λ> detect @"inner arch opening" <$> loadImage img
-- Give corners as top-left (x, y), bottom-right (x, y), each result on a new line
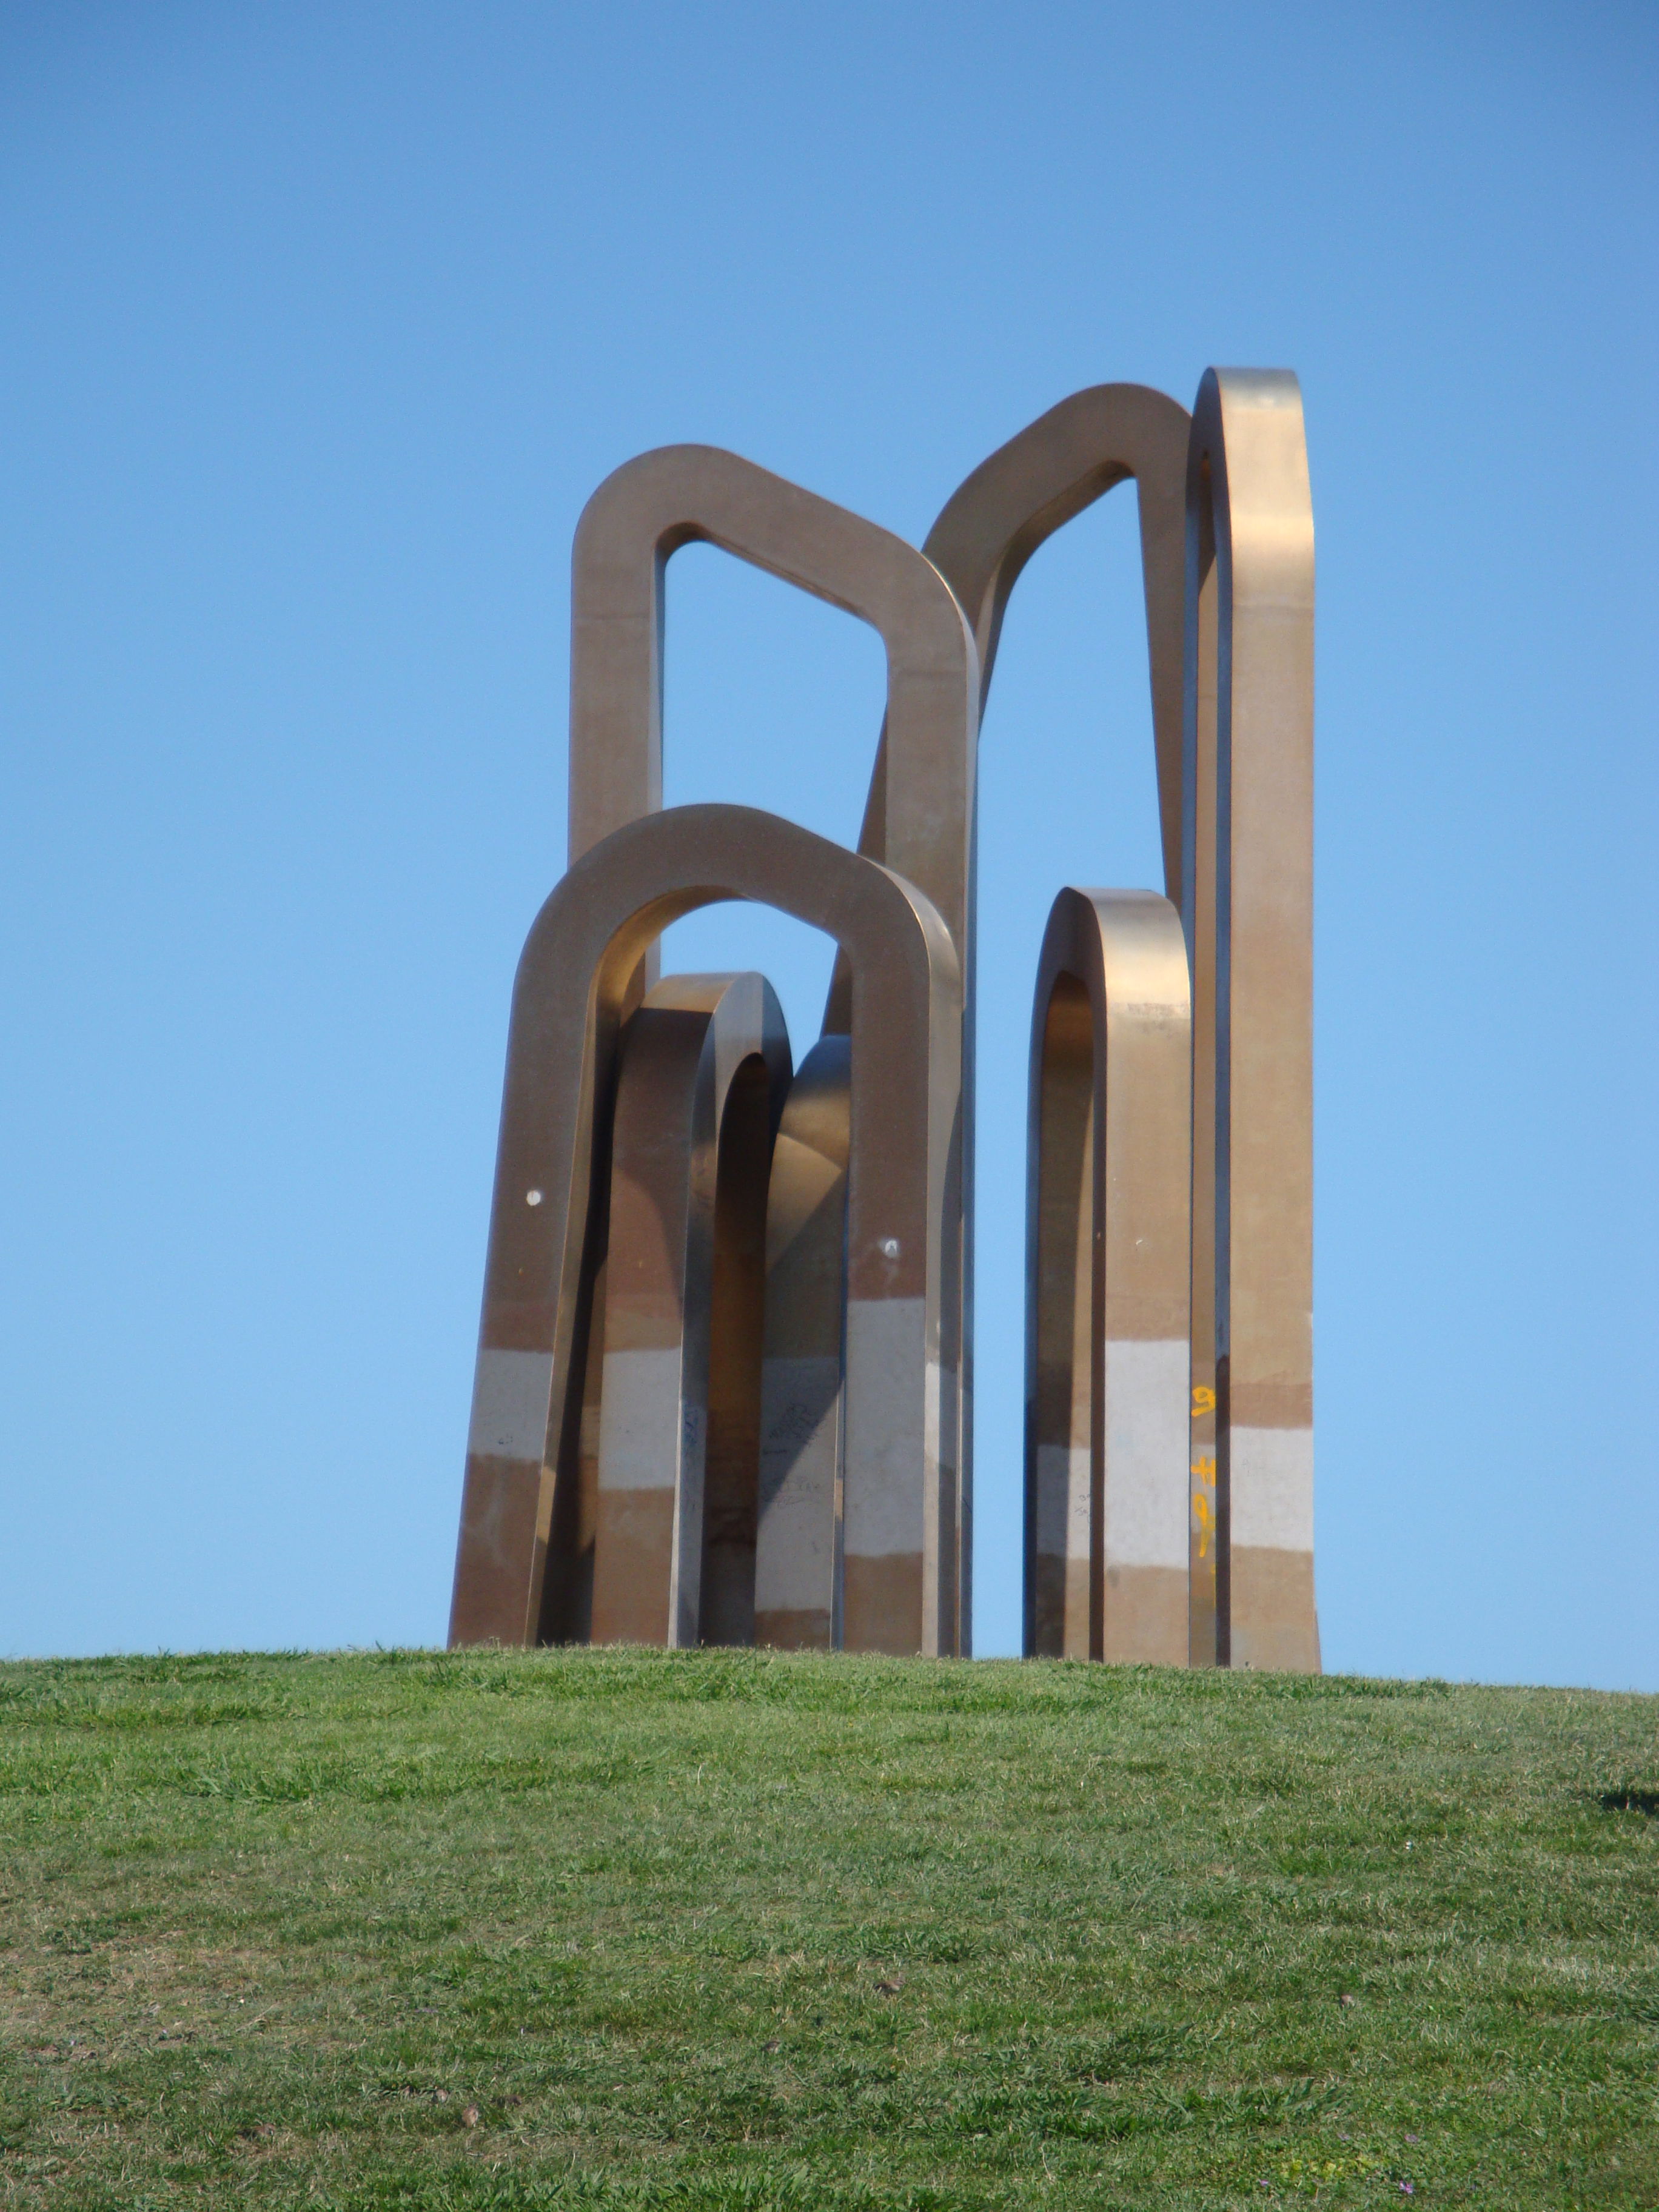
top-left (658, 540), bottom-right (889, 1048)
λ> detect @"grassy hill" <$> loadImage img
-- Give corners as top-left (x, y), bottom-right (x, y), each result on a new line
top-left (0, 1648), bottom-right (1654, 2210)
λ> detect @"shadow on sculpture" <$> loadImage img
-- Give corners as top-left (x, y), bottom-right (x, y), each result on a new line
top-left (755, 1035), bottom-right (850, 1651)
top-left (448, 371), bottom-right (1318, 1672)
top-left (585, 971), bottom-right (791, 1653)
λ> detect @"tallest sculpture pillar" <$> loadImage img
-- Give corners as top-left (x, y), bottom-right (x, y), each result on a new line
top-left (1183, 369), bottom-right (1318, 1672)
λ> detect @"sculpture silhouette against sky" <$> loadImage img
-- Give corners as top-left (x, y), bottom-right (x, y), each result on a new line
top-left (449, 370), bottom-right (1316, 1671)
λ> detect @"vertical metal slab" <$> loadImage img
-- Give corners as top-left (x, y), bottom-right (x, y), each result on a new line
top-left (1184, 370), bottom-right (1318, 1673)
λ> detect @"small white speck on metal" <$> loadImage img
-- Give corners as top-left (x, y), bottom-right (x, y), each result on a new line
top-left (879, 1236), bottom-right (899, 1259)
top-left (525, 1188), bottom-right (543, 1207)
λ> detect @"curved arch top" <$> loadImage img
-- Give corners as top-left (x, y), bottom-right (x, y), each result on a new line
top-left (926, 381), bottom-right (1190, 890)
top-left (568, 443), bottom-right (978, 955)
top-left (843, 382), bottom-right (1191, 917)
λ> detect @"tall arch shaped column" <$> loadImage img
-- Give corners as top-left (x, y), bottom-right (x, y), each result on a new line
top-left (447, 802), bottom-right (962, 1658)
top-left (563, 446), bottom-right (977, 1638)
top-left (830, 383), bottom-right (1193, 1655)
top-left (1183, 370), bottom-right (1318, 1673)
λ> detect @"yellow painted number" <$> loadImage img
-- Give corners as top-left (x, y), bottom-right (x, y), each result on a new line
top-left (1191, 1488), bottom-right (1215, 1560)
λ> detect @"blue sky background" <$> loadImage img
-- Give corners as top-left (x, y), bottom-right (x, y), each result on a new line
top-left (1, 1), bottom-right (1654, 1687)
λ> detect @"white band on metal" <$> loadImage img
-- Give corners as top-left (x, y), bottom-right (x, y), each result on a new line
top-left (1228, 1424), bottom-right (1315, 1552)
top-left (467, 1348), bottom-right (555, 1463)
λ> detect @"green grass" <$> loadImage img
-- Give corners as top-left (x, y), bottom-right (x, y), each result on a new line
top-left (0, 1649), bottom-right (1655, 2210)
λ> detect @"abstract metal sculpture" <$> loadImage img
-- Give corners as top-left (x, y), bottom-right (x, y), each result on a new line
top-left (448, 370), bottom-right (1318, 1671)
top-left (449, 803), bottom-right (961, 1655)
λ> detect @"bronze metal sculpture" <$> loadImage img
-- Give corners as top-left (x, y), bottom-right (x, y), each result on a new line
top-left (1182, 371), bottom-right (1318, 1672)
top-left (754, 1037), bottom-right (851, 1651)
top-left (588, 972), bottom-right (791, 1651)
top-left (1026, 888), bottom-right (1191, 1664)
top-left (448, 802), bottom-right (961, 1656)
top-left (448, 371), bottom-right (1318, 1672)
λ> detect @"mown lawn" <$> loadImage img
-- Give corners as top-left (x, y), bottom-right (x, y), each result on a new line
top-left (0, 1647), bottom-right (1654, 2210)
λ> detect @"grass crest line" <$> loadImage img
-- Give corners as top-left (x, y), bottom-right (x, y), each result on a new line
top-left (0, 1647), bottom-right (1653, 2208)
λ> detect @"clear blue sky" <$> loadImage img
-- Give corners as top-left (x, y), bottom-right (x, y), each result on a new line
top-left (2, 2), bottom-right (1654, 1687)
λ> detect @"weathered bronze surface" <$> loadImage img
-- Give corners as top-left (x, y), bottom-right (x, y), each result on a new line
top-left (449, 373), bottom-right (1318, 1671)
top-left (447, 802), bottom-right (960, 1656)
top-left (754, 1037), bottom-right (850, 1653)
top-left (588, 973), bottom-right (790, 1652)
top-left (1026, 888), bottom-right (1191, 1665)
top-left (1182, 370), bottom-right (1318, 1672)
